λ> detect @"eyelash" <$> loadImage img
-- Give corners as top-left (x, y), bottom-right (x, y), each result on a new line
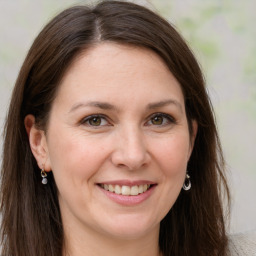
top-left (80, 114), bottom-right (110, 127)
top-left (80, 113), bottom-right (176, 128)
top-left (146, 113), bottom-right (176, 127)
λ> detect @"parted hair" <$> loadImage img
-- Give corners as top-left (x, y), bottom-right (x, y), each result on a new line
top-left (1, 1), bottom-right (230, 255)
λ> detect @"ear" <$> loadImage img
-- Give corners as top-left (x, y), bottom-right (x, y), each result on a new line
top-left (24, 115), bottom-right (51, 172)
top-left (187, 120), bottom-right (198, 160)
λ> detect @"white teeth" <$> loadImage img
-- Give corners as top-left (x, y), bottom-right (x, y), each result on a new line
top-left (115, 185), bottom-right (121, 194)
top-left (138, 185), bottom-right (144, 194)
top-left (121, 186), bottom-right (130, 195)
top-left (130, 185), bottom-right (139, 196)
top-left (109, 184), bottom-right (114, 192)
top-left (100, 184), bottom-right (152, 196)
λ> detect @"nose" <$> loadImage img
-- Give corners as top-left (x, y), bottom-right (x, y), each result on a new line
top-left (111, 125), bottom-right (150, 170)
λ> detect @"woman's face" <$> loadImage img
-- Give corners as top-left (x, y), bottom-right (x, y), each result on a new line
top-left (34, 43), bottom-right (196, 240)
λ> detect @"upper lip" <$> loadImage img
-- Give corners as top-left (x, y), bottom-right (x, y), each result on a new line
top-left (97, 180), bottom-right (156, 186)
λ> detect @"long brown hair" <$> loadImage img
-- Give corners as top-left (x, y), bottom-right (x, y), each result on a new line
top-left (1, 1), bottom-right (230, 255)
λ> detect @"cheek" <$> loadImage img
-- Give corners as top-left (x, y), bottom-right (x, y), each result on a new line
top-left (153, 134), bottom-right (190, 177)
top-left (47, 129), bottom-right (110, 183)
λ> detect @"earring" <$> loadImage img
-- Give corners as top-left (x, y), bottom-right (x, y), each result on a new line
top-left (41, 169), bottom-right (48, 185)
top-left (183, 173), bottom-right (191, 191)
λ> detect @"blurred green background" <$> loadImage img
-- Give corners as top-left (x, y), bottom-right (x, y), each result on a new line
top-left (0, 0), bottom-right (255, 233)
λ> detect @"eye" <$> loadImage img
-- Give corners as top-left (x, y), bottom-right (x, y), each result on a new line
top-left (81, 115), bottom-right (109, 127)
top-left (147, 113), bottom-right (175, 126)
top-left (151, 115), bottom-right (164, 125)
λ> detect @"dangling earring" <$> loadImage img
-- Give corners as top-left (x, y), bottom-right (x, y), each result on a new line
top-left (183, 173), bottom-right (191, 191)
top-left (41, 169), bottom-right (48, 185)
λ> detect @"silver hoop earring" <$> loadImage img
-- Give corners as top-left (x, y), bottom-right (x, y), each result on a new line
top-left (41, 169), bottom-right (48, 185)
top-left (183, 173), bottom-right (191, 191)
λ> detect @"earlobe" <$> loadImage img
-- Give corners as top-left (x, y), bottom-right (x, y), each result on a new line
top-left (188, 120), bottom-right (198, 160)
top-left (24, 115), bottom-right (51, 171)
top-left (191, 120), bottom-right (198, 148)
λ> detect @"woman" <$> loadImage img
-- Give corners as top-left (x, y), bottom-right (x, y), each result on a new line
top-left (0, 1), bottom-right (233, 255)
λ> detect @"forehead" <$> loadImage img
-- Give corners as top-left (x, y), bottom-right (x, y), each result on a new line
top-left (53, 42), bottom-right (184, 110)
top-left (68, 43), bottom-right (172, 78)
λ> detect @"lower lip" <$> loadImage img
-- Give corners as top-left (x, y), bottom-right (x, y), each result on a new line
top-left (99, 185), bottom-right (156, 206)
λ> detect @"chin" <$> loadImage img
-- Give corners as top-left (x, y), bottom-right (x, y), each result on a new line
top-left (100, 214), bottom-right (160, 240)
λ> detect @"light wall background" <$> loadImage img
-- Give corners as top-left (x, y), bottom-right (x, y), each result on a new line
top-left (0, 0), bottom-right (255, 234)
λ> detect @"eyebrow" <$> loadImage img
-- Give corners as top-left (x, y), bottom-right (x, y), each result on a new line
top-left (69, 99), bottom-right (183, 113)
top-left (69, 101), bottom-right (118, 113)
top-left (147, 99), bottom-right (183, 112)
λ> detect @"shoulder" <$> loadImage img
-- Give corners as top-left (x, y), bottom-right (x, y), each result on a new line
top-left (228, 230), bottom-right (256, 256)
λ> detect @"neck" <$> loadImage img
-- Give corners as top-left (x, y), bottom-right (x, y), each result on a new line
top-left (63, 223), bottom-right (161, 256)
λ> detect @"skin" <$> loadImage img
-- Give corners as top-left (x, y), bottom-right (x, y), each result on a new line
top-left (25, 43), bottom-right (197, 256)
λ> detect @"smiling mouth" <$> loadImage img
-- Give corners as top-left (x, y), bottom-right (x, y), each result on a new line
top-left (98, 184), bottom-right (153, 196)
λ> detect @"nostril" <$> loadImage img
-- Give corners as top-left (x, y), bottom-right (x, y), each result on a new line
top-left (111, 150), bottom-right (149, 170)
top-left (110, 130), bottom-right (150, 170)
